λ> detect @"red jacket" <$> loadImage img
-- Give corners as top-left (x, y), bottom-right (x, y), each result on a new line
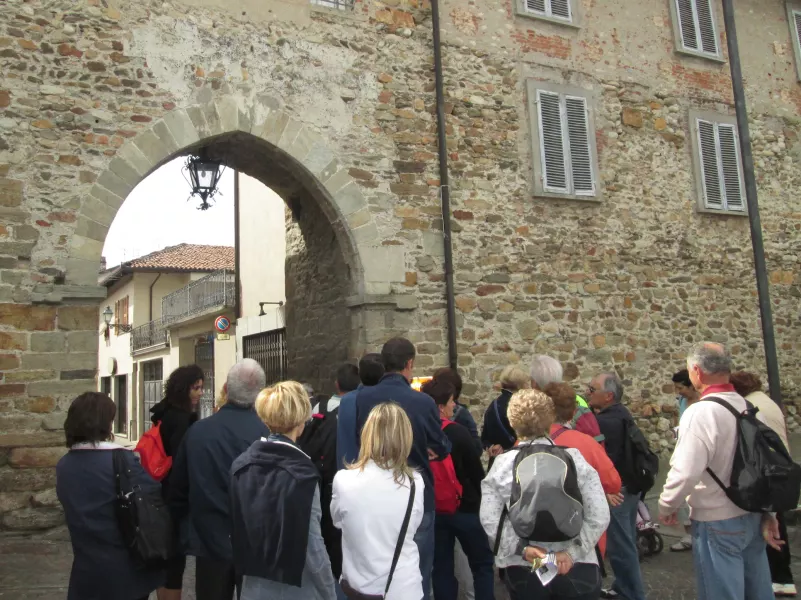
top-left (550, 424), bottom-right (621, 557)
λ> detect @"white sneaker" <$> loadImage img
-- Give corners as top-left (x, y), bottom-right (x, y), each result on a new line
top-left (773, 583), bottom-right (797, 597)
top-left (669, 535), bottom-right (692, 552)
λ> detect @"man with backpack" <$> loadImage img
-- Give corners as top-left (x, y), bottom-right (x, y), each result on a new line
top-left (659, 342), bottom-right (788, 600)
top-left (298, 362), bottom-right (360, 597)
top-left (168, 359), bottom-right (269, 600)
top-left (336, 352), bottom-right (385, 469)
top-left (587, 372), bottom-right (650, 600)
top-left (421, 378), bottom-right (494, 600)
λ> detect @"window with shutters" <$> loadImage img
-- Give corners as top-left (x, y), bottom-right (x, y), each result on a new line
top-left (689, 110), bottom-right (746, 215)
top-left (787, 5), bottom-right (801, 81)
top-left (514, 0), bottom-right (580, 27)
top-left (527, 80), bottom-right (600, 201)
top-left (669, 0), bottom-right (722, 61)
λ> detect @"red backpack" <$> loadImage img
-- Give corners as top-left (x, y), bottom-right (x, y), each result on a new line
top-left (432, 419), bottom-right (463, 515)
top-left (135, 422), bottom-right (172, 481)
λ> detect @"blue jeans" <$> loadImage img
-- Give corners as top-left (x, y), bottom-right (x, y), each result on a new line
top-left (432, 512), bottom-right (495, 600)
top-left (414, 511), bottom-right (435, 599)
top-left (692, 513), bottom-right (773, 600)
top-left (504, 563), bottom-right (601, 600)
top-left (607, 489), bottom-right (646, 600)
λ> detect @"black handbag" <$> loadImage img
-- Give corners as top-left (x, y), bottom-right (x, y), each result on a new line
top-left (340, 477), bottom-right (416, 600)
top-left (112, 449), bottom-right (175, 567)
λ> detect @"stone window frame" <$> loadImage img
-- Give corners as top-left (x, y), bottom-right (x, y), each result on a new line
top-left (668, 0), bottom-right (725, 63)
top-left (787, 3), bottom-right (801, 81)
top-left (526, 79), bottom-right (602, 203)
top-left (688, 109), bottom-right (748, 217)
top-left (514, 0), bottom-right (582, 29)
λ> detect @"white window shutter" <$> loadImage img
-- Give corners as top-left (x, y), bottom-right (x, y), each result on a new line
top-left (697, 119), bottom-right (724, 209)
top-left (550, 0), bottom-right (571, 20)
top-left (537, 91), bottom-right (568, 193)
top-left (794, 11), bottom-right (801, 54)
top-left (676, 0), bottom-right (699, 51)
top-left (525, 0), bottom-right (546, 14)
top-left (717, 124), bottom-right (745, 211)
top-left (565, 96), bottom-right (595, 195)
top-left (695, 0), bottom-right (718, 55)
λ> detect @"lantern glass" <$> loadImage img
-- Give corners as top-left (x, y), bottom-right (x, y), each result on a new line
top-left (102, 306), bottom-right (113, 325)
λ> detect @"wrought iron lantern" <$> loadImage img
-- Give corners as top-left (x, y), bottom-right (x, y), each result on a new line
top-left (102, 305), bottom-right (132, 334)
top-left (183, 150), bottom-right (224, 210)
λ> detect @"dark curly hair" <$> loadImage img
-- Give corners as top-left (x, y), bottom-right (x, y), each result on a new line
top-left (730, 371), bottom-right (763, 397)
top-left (64, 392), bottom-right (116, 448)
top-left (164, 364), bottom-right (205, 411)
top-left (421, 379), bottom-right (456, 406)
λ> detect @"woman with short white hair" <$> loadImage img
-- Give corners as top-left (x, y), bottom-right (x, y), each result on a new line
top-left (481, 365), bottom-right (530, 464)
top-left (480, 389), bottom-right (610, 600)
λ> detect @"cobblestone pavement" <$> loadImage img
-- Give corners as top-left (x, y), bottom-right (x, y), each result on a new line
top-left (2, 525), bottom-right (801, 600)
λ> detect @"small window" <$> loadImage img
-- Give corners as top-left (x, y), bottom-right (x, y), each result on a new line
top-left (527, 81), bottom-right (600, 201)
top-left (310, 0), bottom-right (353, 10)
top-left (788, 5), bottom-right (801, 81)
top-left (515, 0), bottom-right (579, 26)
top-left (670, 0), bottom-right (721, 60)
top-left (689, 110), bottom-right (746, 215)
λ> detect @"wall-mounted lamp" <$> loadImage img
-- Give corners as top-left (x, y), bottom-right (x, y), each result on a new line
top-left (102, 305), bottom-right (132, 334)
top-left (258, 301), bottom-right (284, 316)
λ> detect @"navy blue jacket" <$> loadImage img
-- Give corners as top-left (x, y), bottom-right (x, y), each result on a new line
top-left (355, 373), bottom-right (451, 512)
top-left (336, 385), bottom-right (361, 470)
top-left (169, 403), bottom-right (269, 561)
top-left (56, 448), bottom-right (164, 600)
top-left (481, 389), bottom-right (517, 450)
top-left (453, 403), bottom-right (482, 453)
top-left (230, 434), bottom-right (321, 586)
top-left (596, 402), bottom-right (635, 489)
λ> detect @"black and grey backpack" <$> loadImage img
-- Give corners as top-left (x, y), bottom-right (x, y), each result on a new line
top-left (494, 440), bottom-right (584, 551)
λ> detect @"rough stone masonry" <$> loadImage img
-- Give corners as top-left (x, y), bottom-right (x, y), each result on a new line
top-left (1, 0), bottom-right (801, 533)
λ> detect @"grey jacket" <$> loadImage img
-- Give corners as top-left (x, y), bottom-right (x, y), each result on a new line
top-left (240, 485), bottom-right (336, 600)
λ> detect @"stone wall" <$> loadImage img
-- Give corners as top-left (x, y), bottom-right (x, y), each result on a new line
top-left (2, 0), bottom-right (801, 532)
top-left (285, 194), bottom-right (352, 395)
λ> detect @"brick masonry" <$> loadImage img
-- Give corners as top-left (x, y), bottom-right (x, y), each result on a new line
top-left (1, 0), bottom-right (801, 531)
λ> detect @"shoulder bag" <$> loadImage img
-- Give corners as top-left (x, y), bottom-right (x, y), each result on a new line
top-left (340, 477), bottom-right (416, 599)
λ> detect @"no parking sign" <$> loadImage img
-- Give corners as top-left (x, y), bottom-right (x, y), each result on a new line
top-left (214, 316), bottom-right (231, 333)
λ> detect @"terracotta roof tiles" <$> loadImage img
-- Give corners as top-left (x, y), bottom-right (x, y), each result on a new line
top-left (123, 243), bottom-right (235, 272)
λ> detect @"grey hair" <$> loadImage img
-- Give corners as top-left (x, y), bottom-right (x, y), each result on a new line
top-left (302, 383), bottom-right (314, 398)
top-left (226, 359), bottom-right (266, 408)
top-left (601, 373), bottom-right (624, 403)
top-left (530, 355), bottom-right (563, 389)
top-left (687, 342), bottom-right (732, 375)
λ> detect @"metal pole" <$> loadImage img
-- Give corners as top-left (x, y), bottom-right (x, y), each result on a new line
top-left (431, 0), bottom-right (459, 370)
top-left (721, 0), bottom-right (782, 404)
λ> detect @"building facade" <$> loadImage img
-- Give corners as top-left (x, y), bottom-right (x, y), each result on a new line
top-left (1, 0), bottom-right (801, 531)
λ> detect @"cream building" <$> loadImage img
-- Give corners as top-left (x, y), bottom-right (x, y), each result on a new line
top-left (97, 173), bottom-right (286, 442)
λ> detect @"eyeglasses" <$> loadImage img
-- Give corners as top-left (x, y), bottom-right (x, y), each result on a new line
top-left (587, 385), bottom-right (597, 394)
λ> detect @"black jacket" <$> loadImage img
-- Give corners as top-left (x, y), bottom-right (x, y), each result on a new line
top-left (230, 434), bottom-right (320, 586)
top-left (150, 399), bottom-right (197, 498)
top-left (481, 389), bottom-right (517, 450)
top-left (168, 403), bottom-right (269, 560)
top-left (453, 403), bottom-right (482, 454)
top-left (443, 421), bottom-right (485, 513)
top-left (596, 402), bottom-right (636, 489)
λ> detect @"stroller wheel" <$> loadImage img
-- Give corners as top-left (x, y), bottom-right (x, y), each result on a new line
top-left (649, 531), bottom-right (664, 555)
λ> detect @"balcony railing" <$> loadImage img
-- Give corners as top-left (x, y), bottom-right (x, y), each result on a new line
top-left (131, 318), bottom-right (169, 353)
top-left (161, 269), bottom-right (236, 324)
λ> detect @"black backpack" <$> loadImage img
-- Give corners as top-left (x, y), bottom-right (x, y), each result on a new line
top-left (705, 397), bottom-right (801, 513)
top-left (298, 398), bottom-right (340, 485)
top-left (622, 418), bottom-right (660, 495)
top-left (496, 442), bottom-right (584, 548)
top-left (112, 449), bottom-right (174, 568)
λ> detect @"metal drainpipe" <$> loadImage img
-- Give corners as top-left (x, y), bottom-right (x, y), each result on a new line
top-left (431, 0), bottom-right (458, 370)
top-left (148, 273), bottom-right (162, 322)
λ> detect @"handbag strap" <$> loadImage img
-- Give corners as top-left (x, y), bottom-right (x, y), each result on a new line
top-left (385, 477), bottom-right (416, 595)
top-left (112, 449), bottom-right (127, 498)
top-left (493, 398), bottom-right (516, 445)
top-left (552, 426), bottom-right (569, 441)
top-left (493, 505), bottom-right (508, 556)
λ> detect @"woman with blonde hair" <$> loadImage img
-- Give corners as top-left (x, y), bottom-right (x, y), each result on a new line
top-left (481, 365), bottom-right (530, 465)
top-left (230, 381), bottom-right (336, 600)
top-left (480, 389), bottom-right (610, 600)
top-left (331, 402), bottom-right (425, 600)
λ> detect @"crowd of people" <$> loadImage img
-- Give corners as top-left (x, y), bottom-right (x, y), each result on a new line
top-left (54, 337), bottom-right (796, 600)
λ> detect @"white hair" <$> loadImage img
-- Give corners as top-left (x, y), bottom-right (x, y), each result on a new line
top-left (530, 355), bottom-right (563, 389)
top-left (687, 342), bottom-right (732, 375)
top-left (226, 359), bottom-right (266, 408)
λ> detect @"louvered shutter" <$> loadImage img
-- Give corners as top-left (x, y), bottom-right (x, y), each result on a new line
top-left (697, 119), bottom-right (724, 209)
top-left (695, 0), bottom-right (718, 55)
top-left (550, 0), bottom-right (571, 19)
top-left (717, 124), bottom-right (744, 211)
top-left (537, 91), bottom-right (568, 193)
top-left (525, 0), bottom-right (546, 14)
top-left (565, 96), bottom-right (595, 195)
top-left (676, 0), bottom-right (698, 51)
top-left (794, 11), bottom-right (801, 57)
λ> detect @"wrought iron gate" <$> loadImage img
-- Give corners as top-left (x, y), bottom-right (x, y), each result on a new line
top-left (195, 338), bottom-right (215, 419)
top-left (142, 359), bottom-right (163, 432)
top-left (243, 328), bottom-right (287, 386)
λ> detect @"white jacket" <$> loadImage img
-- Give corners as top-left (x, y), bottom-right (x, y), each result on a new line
top-left (480, 439), bottom-right (610, 569)
top-left (331, 462), bottom-right (424, 600)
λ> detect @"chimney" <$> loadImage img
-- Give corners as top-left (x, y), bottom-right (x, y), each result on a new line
top-left (100, 256), bottom-right (107, 271)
